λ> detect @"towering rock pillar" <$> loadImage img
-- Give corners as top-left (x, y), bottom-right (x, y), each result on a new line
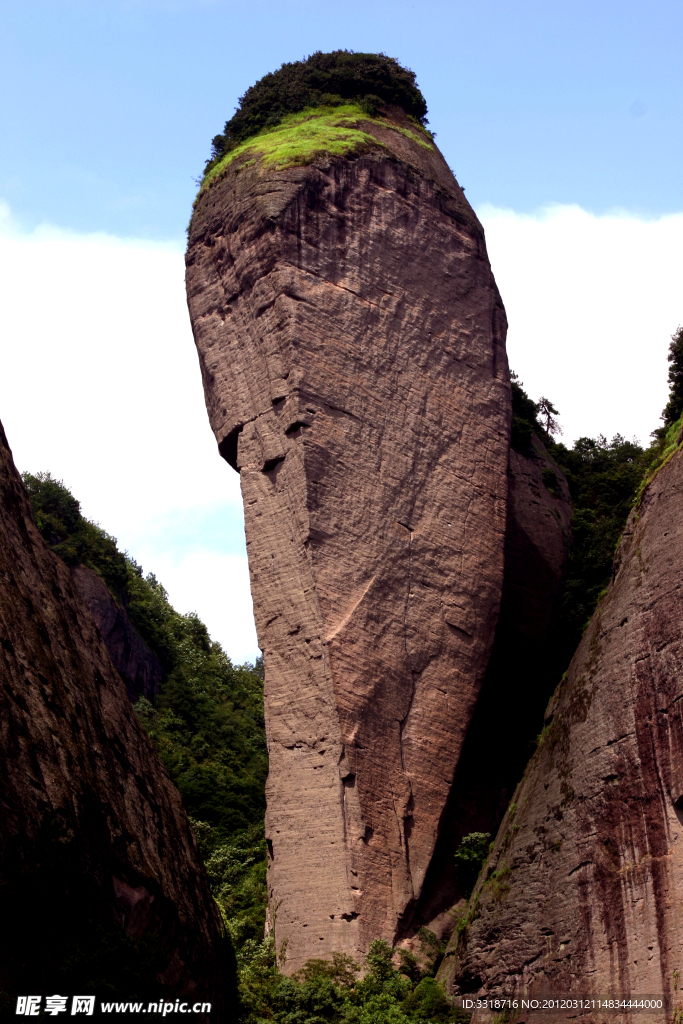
top-left (186, 106), bottom-right (510, 970)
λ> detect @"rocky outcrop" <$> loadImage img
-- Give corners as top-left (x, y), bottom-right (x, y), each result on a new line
top-left (186, 107), bottom-right (510, 970)
top-left (403, 434), bottom-right (572, 942)
top-left (440, 441), bottom-right (683, 1021)
top-left (71, 563), bottom-right (162, 700)
top-left (0, 420), bottom-right (236, 1013)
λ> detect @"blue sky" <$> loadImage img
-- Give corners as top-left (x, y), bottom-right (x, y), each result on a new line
top-left (1, 0), bottom-right (681, 237)
top-left (1, 1), bottom-right (682, 661)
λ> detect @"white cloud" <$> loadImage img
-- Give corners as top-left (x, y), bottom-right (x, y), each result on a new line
top-left (0, 202), bottom-right (259, 662)
top-left (478, 203), bottom-right (683, 445)
top-left (142, 551), bottom-right (258, 666)
top-left (1, 201), bottom-right (681, 665)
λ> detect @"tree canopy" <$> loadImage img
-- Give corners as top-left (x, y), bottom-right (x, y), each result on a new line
top-left (662, 325), bottom-right (683, 428)
top-left (208, 50), bottom-right (428, 169)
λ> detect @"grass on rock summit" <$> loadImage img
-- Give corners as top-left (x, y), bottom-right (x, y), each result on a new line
top-left (198, 50), bottom-right (432, 192)
top-left (200, 103), bottom-right (433, 192)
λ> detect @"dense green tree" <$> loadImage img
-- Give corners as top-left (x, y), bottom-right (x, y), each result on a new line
top-left (662, 325), bottom-right (683, 428)
top-left (207, 50), bottom-right (428, 171)
top-left (551, 433), bottom-right (644, 658)
top-left (510, 372), bottom-right (543, 453)
top-left (537, 396), bottom-right (563, 445)
top-left (22, 471), bottom-right (129, 600)
top-left (453, 832), bottom-right (491, 898)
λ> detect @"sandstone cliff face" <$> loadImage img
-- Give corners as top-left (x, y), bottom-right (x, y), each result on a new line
top-left (186, 110), bottom-right (510, 970)
top-left (406, 435), bottom-right (572, 940)
top-left (72, 563), bottom-right (162, 700)
top-left (0, 421), bottom-right (234, 1013)
top-left (440, 442), bottom-right (683, 1021)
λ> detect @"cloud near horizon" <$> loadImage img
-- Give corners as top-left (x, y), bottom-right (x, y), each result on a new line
top-left (479, 203), bottom-right (683, 446)
top-left (0, 201), bottom-right (681, 662)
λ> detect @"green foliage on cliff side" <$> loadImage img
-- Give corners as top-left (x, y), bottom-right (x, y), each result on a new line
top-left (551, 433), bottom-right (645, 654)
top-left (661, 325), bottom-right (683, 428)
top-left (200, 103), bottom-right (433, 192)
top-left (237, 938), bottom-right (467, 1024)
top-left (207, 50), bottom-right (428, 171)
top-left (22, 471), bottom-right (129, 600)
top-left (507, 378), bottom-right (649, 659)
top-left (509, 373), bottom-right (544, 454)
top-left (453, 833), bottom-right (491, 899)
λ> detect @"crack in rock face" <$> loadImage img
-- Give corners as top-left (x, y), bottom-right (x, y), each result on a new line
top-left (186, 110), bottom-right (511, 972)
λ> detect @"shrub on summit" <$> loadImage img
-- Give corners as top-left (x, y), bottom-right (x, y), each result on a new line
top-left (207, 50), bottom-right (428, 169)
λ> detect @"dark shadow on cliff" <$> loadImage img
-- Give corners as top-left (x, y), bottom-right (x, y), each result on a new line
top-left (0, 808), bottom-right (239, 1018)
top-left (404, 453), bottom-right (571, 936)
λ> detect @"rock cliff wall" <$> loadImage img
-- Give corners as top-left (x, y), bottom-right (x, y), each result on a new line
top-left (0, 420), bottom-right (235, 1014)
top-left (72, 563), bottom-right (162, 700)
top-left (440, 440), bottom-right (683, 1021)
top-left (186, 109), bottom-right (511, 970)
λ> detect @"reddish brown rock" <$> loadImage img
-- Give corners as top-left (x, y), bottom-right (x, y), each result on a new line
top-left (186, 109), bottom-right (510, 970)
top-left (72, 563), bottom-right (162, 700)
top-left (0, 420), bottom-right (235, 1013)
top-left (402, 434), bottom-right (572, 943)
top-left (440, 442), bottom-right (683, 1021)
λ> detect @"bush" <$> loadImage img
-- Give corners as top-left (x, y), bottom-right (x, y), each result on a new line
top-left (453, 833), bottom-right (491, 898)
top-left (509, 373), bottom-right (543, 454)
top-left (402, 977), bottom-right (467, 1022)
top-left (662, 325), bottom-right (683, 428)
top-left (207, 50), bottom-right (428, 170)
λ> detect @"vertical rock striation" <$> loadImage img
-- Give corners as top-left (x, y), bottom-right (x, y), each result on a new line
top-left (186, 107), bottom-right (510, 969)
top-left (440, 441), bottom-right (683, 1021)
top-left (0, 420), bottom-right (235, 1013)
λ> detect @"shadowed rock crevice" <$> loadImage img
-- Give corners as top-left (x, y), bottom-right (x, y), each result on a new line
top-left (218, 423), bottom-right (244, 470)
top-left (400, 435), bottom-right (572, 942)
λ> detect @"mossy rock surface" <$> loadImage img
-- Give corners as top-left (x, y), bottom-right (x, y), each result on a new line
top-left (199, 103), bottom-right (433, 192)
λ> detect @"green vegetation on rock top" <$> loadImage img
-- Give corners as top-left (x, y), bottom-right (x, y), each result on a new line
top-left (207, 50), bottom-right (428, 172)
top-left (200, 103), bottom-right (433, 193)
